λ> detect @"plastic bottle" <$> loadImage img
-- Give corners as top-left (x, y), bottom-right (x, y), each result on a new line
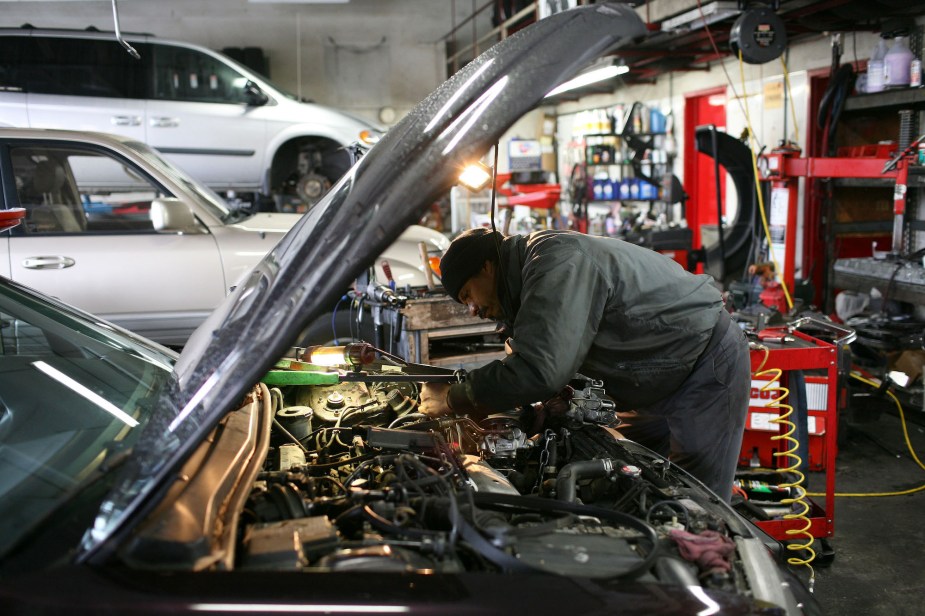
top-left (867, 38), bottom-right (887, 93)
top-left (884, 36), bottom-right (914, 88)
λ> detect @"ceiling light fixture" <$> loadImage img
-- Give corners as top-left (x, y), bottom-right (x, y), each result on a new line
top-left (248, 0), bottom-right (349, 4)
top-left (661, 1), bottom-right (740, 32)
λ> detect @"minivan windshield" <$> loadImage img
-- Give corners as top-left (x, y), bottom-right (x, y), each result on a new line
top-left (0, 280), bottom-right (175, 558)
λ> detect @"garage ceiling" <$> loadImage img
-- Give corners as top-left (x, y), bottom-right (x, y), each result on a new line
top-left (540, 0), bottom-right (925, 100)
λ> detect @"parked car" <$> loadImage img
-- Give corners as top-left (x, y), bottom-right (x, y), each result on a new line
top-left (0, 26), bottom-right (381, 211)
top-left (0, 5), bottom-right (819, 615)
top-left (0, 128), bottom-right (448, 345)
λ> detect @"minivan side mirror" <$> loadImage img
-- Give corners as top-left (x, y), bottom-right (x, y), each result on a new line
top-left (151, 198), bottom-right (205, 234)
top-left (243, 81), bottom-right (269, 107)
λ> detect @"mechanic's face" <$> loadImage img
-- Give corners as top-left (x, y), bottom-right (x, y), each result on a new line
top-left (459, 261), bottom-right (502, 321)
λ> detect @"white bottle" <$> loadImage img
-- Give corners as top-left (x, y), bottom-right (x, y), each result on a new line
top-left (867, 39), bottom-right (887, 93)
top-left (884, 36), bottom-right (913, 88)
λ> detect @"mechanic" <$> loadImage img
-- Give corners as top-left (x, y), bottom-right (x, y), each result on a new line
top-left (420, 228), bottom-right (750, 502)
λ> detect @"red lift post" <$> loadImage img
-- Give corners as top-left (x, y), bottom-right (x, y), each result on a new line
top-left (760, 144), bottom-right (909, 295)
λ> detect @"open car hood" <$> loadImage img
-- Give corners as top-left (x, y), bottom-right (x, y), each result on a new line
top-left (83, 3), bottom-right (647, 555)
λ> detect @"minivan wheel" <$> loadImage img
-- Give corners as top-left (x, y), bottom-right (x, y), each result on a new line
top-left (270, 138), bottom-right (352, 213)
top-left (296, 171), bottom-right (331, 204)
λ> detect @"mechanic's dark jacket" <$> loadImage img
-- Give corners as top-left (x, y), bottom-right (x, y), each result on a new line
top-left (447, 230), bottom-right (723, 413)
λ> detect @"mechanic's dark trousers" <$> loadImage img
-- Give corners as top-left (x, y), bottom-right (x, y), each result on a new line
top-left (617, 310), bottom-right (750, 502)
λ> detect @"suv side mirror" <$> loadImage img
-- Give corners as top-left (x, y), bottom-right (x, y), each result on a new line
top-left (243, 81), bottom-right (269, 107)
top-left (151, 198), bottom-right (204, 234)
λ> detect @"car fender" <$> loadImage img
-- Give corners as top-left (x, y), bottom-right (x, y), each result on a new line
top-left (212, 212), bottom-right (302, 292)
top-left (376, 224), bottom-right (449, 289)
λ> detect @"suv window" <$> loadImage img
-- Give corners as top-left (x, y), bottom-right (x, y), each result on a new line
top-left (0, 36), bottom-right (148, 98)
top-left (11, 144), bottom-right (172, 234)
top-left (152, 43), bottom-right (251, 104)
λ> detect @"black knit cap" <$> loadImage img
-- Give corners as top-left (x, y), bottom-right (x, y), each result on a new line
top-left (440, 228), bottom-right (502, 302)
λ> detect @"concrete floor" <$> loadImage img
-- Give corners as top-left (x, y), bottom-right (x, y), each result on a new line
top-left (803, 408), bottom-right (925, 615)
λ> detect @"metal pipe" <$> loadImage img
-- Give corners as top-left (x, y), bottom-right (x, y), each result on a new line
top-left (111, 0), bottom-right (140, 59)
top-left (711, 125), bottom-right (726, 282)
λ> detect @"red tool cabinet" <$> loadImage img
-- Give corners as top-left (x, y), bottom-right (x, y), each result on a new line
top-left (740, 326), bottom-right (841, 540)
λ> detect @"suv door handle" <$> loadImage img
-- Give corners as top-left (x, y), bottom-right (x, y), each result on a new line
top-left (150, 116), bottom-right (180, 128)
top-left (22, 256), bottom-right (76, 270)
top-left (111, 115), bottom-right (142, 126)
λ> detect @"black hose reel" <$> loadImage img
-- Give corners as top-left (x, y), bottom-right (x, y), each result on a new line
top-left (730, 6), bottom-right (788, 65)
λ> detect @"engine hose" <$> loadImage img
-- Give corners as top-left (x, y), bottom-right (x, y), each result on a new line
top-left (555, 459), bottom-right (614, 503)
top-left (752, 345), bottom-right (815, 590)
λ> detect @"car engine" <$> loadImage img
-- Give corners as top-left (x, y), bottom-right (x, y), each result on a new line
top-left (224, 349), bottom-right (775, 598)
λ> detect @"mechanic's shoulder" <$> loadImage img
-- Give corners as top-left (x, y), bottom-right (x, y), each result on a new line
top-left (526, 228), bottom-right (585, 250)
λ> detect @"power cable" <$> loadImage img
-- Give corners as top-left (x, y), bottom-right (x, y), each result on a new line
top-left (738, 50), bottom-right (794, 310)
top-left (695, 0), bottom-right (748, 121)
top-left (807, 373), bottom-right (925, 498)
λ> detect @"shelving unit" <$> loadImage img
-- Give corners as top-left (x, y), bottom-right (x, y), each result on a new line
top-left (565, 102), bottom-right (675, 235)
top-left (826, 87), bottom-right (925, 309)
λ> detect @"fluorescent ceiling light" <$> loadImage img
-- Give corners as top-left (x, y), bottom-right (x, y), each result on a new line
top-left (248, 0), bottom-right (349, 4)
top-left (545, 64), bottom-right (629, 98)
top-left (662, 1), bottom-right (740, 32)
top-left (32, 360), bottom-right (139, 428)
top-left (190, 605), bottom-right (408, 613)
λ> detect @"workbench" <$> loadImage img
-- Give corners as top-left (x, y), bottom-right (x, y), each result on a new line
top-left (395, 295), bottom-right (505, 370)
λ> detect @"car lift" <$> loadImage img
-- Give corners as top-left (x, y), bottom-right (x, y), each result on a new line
top-left (760, 139), bottom-right (918, 293)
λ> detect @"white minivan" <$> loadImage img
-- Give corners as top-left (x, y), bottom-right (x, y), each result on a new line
top-left (0, 27), bottom-right (381, 211)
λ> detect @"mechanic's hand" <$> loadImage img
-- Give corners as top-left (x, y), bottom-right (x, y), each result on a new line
top-left (420, 382), bottom-right (453, 417)
top-left (542, 386), bottom-right (574, 417)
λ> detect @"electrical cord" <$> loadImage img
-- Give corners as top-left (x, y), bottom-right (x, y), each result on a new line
top-left (331, 294), bottom-right (349, 345)
top-left (806, 373), bottom-right (925, 498)
top-left (696, 1), bottom-right (800, 311)
top-left (738, 50), bottom-right (795, 311)
top-left (695, 0), bottom-right (748, 121)
top-left (780, 54), bottom-right (800, 146)
top-left (751, 344), bottom-right (815, 589)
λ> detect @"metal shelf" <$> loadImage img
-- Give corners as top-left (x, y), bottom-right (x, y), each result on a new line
top-left (832, 221), bottom-right (892, 234)
top-left (832, 177), bottom-right (895, 188)
top-left (843, 88), bottom-right (925, 112)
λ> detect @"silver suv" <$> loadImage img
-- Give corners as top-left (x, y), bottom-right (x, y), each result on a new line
top-left (0, 128), bottom-right (448, 346)
top-left (0, 26), bottom-right (381, 212)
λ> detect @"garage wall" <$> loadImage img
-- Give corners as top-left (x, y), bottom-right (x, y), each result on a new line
top-left (550, 27), bottom-right (910, 281)
top-left (0, 0), bottom-right (464, 125)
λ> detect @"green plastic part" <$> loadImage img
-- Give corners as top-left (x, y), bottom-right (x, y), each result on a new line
top-left (261, 370), bottom-right (340, 386)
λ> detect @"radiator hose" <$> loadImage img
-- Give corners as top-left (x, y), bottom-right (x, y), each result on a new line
top-left (556, 458), bottom-right (614, 503)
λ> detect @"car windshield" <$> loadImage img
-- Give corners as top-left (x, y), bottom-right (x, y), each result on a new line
top-left (0, 280), bottom-right (175, 558)
top-left (121, 140), bottom-right (239, 222)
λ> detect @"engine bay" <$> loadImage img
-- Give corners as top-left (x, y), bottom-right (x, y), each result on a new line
top-left (206, 346), bottom-right (780, 598)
